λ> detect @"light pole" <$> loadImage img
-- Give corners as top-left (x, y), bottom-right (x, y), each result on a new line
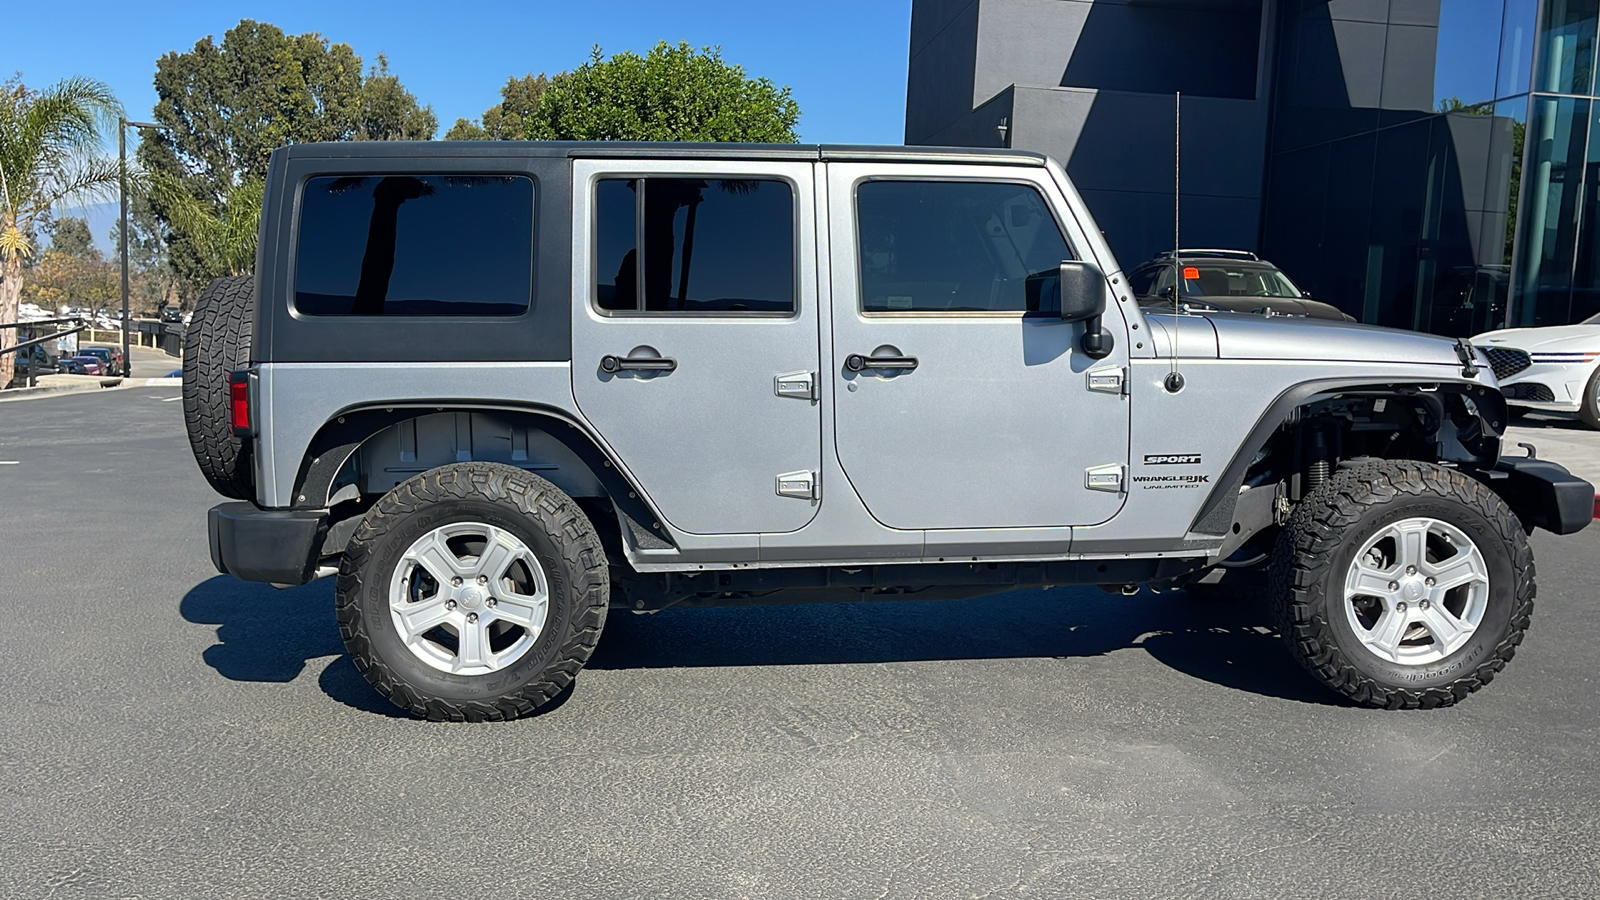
top-left (119, 118), bottom-right (164, 378)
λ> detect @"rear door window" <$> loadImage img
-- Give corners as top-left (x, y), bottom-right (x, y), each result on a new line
top-left (294, 174), bottom-right (534, 316)
top-left (594, 177), bottom-right (796, 314)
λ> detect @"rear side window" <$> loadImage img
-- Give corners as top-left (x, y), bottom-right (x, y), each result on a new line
top-left (294, 174), bottom-right (534, 316)
top-left (594, 177), bottom-right (795, 314)
top-left (855, 180), bottom-right (1072, 314)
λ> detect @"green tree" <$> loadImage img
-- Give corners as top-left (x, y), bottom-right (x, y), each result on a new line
top-left (44, 215), bottom-right (97, 259)
top-left (0, 76), bottom-right (122, 386)
top-left (445, 73), bottom-right (550, 140)
top-left (527, 43), bottom-right (800, 142)
top-left (114, 190), bottom-right (180, 316)
top-left (138, 19), bottom-right (437, 284)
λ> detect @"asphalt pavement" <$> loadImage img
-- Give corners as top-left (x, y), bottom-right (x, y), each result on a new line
top-left (2, 386), bottom-right (1598, 898)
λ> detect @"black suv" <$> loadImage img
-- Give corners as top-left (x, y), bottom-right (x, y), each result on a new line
top-left (1127, 250), bottom-right (1353, 321)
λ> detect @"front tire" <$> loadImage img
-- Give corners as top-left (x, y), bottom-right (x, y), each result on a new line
top-left (336, 463), bottom-right (609, 721)
top-left (1269, 461), bottom-right (1533, 708)
top-left (1580, 368), bottom-right (1600, 429)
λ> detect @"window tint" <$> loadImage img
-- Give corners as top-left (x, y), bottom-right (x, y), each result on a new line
top-left (295, 175), bottom-right (533, 316)
top-left (1127, 266), bottom-right (1159, 297)
top-left (856, 180), bottom-right (1072, 313)
top-left (595, 177), bottom-right (795, 313)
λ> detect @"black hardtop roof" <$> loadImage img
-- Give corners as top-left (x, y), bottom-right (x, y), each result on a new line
top-left (276, 141), bottom-right (1048, 167)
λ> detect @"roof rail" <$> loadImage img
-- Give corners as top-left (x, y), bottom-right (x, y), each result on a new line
top-left (1155, 248), bottom-right (1260, 261)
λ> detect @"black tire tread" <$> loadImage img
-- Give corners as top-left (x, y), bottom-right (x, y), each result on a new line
top-left (1269, 460), bottom-right (1534, 709)
top-left (1580, 368), bottom-right (1600, 429)
top-left (335, 462), bottom-right (610, 722)
top-left (181, 275), bottom-right (255, 499)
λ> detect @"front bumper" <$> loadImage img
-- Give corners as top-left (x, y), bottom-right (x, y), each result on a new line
top-left (1498, 360), bottom-right (1590, 412)
top-left (1486, 457), bottom-right (1594, 535)
top-left (209, 502), bottom-right (329, 585)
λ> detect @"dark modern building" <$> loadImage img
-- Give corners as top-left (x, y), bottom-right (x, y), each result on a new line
top-left (906, 0), bottom-right (1600, 335)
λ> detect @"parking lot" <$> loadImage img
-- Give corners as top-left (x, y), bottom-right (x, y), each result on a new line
top-left (3, 384), bottom-right (1599, 898)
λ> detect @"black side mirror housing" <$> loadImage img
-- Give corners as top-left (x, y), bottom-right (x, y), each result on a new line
top-left (1058, 260), bottom-right (1107, 322)
top-left (1058, 260), bottom-right (1114, 360)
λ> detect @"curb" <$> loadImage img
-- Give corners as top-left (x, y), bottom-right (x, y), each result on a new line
top-left (0, 377), bottom-right (123, 402)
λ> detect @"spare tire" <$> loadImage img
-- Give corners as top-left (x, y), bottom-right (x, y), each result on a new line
top-left (182, 275), bottom-right (255, 499)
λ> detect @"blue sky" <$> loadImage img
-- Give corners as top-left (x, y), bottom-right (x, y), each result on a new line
top-left (8, 0), bottom-right (914, 147)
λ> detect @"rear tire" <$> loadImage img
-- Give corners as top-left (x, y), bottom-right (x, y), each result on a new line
top-left (336, 462), bottom-right (610, 721)
top-left (1269, 461), bottom-right (1533, 709)
top-left (182, 275), bottom-right (255, 499)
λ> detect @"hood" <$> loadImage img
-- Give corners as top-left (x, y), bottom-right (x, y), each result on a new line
top-left (1198, 311), bottom-right (1464, 365)
top-left (1473, 324), bottom-right (1600, 351)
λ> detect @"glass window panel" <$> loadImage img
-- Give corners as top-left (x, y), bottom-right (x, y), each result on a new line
top-left (1570, 103), bottom-right (1600, 322)
top-left (1534, 0), bottom-right (1599, 95)
top-left (643, 179), bottom-right (795, 313)
top-left (1500, 0), bottom-right (1539, 97)
top-left (595, 179), bottom-right (638, 312)
top-left (1435, 0), bottom-right (1505, 110)
top-left (295, 175), bottom-right (533, 317)
top-left (856, 181), bottom-right (1074, 314)
top-left (1513, 95), bottom-right (1589, 326)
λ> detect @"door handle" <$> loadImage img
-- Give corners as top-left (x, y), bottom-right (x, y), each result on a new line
top-left (844, 354), bottom-right (918, 372)
top-left (600, 354), bottom-right (677, 373)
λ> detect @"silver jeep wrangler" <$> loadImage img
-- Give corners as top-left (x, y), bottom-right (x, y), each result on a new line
top-left (185, 142), bottom-right (1592, 720)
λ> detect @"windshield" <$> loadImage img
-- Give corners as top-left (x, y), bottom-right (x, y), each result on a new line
top-left (1182, 265), bottom-right (1302, 299)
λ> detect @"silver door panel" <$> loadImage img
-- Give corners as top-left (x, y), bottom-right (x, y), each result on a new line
top-left (569, 159), bottom-right (823, 536)
top-left (825, 162), bottom-right (1131, 531)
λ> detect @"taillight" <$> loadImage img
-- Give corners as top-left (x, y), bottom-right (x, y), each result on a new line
top-left (229, 370), bottom-right (251, 436)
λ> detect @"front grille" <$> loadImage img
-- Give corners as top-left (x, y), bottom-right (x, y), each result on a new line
top-left (1484, 347), bottom-right (1532, 379)
top-left (1504, 383), bottom-right (1556, 402)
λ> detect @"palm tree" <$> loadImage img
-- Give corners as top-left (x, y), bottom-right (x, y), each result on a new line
top-left (0, 76), bottom-right (122, 386)
top-left (146, 171), bottom-right (263, 280)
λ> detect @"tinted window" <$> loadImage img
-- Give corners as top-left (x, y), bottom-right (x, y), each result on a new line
top-left (856, 180), bottom-right (1072, 313)
top-left (595, 177), bottom-right (795, 313)
top-left (295, 175), bottom-right (533, 316)
top-left (1127, 266), bottom-right (1159, 297)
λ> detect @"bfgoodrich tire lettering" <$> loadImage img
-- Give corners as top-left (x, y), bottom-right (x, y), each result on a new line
top-left (336, 462), bottom-right (609, 721)
top-left (1269, 461), bottom-right (1534, 709)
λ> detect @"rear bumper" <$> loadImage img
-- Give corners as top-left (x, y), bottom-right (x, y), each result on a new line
top-left (1487, 457), bottom-right (1594, 535)
top-left (208, 502), bottom-right (329, 585)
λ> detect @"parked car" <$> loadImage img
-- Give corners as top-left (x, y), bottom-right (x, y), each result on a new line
top-left (78, 345), bottom-right (123, 376)
top-left (1474, 313), bottom-right (1600, 427)
top-left (160, 306), bottom-right (184, 323)
top-left (66, 356), bottom-right (105, 376)
top-left (56, 358), bottom-right (91, 375)
top-left (190, 140), bottom-right (1589, 720)
top-left (10, 344), bottom-right (58, 375)
top-left (1128, 250), bottom-right (1355, 321)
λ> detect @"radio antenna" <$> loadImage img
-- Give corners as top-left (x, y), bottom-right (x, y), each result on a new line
top-left (1165, 91), bottom-right (1186, 393)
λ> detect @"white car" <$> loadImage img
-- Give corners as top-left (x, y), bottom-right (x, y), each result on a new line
top-left (1474, 316), bottom-right (1600, 426)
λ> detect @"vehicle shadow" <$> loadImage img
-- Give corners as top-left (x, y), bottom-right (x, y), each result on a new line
top-left (179, 576), bottom-right (408, 718)
top-left (180, 576), bottom-right (1337, 712)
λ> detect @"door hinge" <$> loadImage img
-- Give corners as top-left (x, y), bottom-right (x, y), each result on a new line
top-left (1087, 366), bottom-right (1125, 395)
top-left (775, 470), bottom-right (818, 500)
top-left (774, 371), bottom-right (817, 401)
top-left (1085, 464), bottom-right (1124, 493)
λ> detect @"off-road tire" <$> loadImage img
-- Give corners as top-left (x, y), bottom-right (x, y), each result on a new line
top-left (1269, 460), bottom-right (1534, 709)
top-left (1579, 368), bottom-right (1600, 429)
top-left (182, 275), bottom-right (255, 499)
top-left (336, 462), bottom-right (609, 721)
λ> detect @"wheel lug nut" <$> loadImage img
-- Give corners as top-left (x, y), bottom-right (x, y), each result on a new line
top-left (477, 575), bottom-right (488, 584)
top-left (466, 612), bottom-right (478, 623)
top-left (1425, 577), bottom-right (1435, 587)
top-left (445, 599), bottom-right (456, 610)
top-left (486, 597), bottom-right (497, 607)
top-left (1420, 600), bottom-right (1430, 609)
top-left (451, 577), bottom-right (463, 587)
top-left (1406, 566), bottom-right (1416, 575)
top-left (1388, 581), bottom-right (1399, 591)
top-left (1397, 601), bottom-right (1407, 612)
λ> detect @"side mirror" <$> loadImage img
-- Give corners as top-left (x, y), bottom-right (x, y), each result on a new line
top-left (1058, 260), bottom-right (1107, 323)
top-left (1058, 260), bottom-right (1115, 360)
